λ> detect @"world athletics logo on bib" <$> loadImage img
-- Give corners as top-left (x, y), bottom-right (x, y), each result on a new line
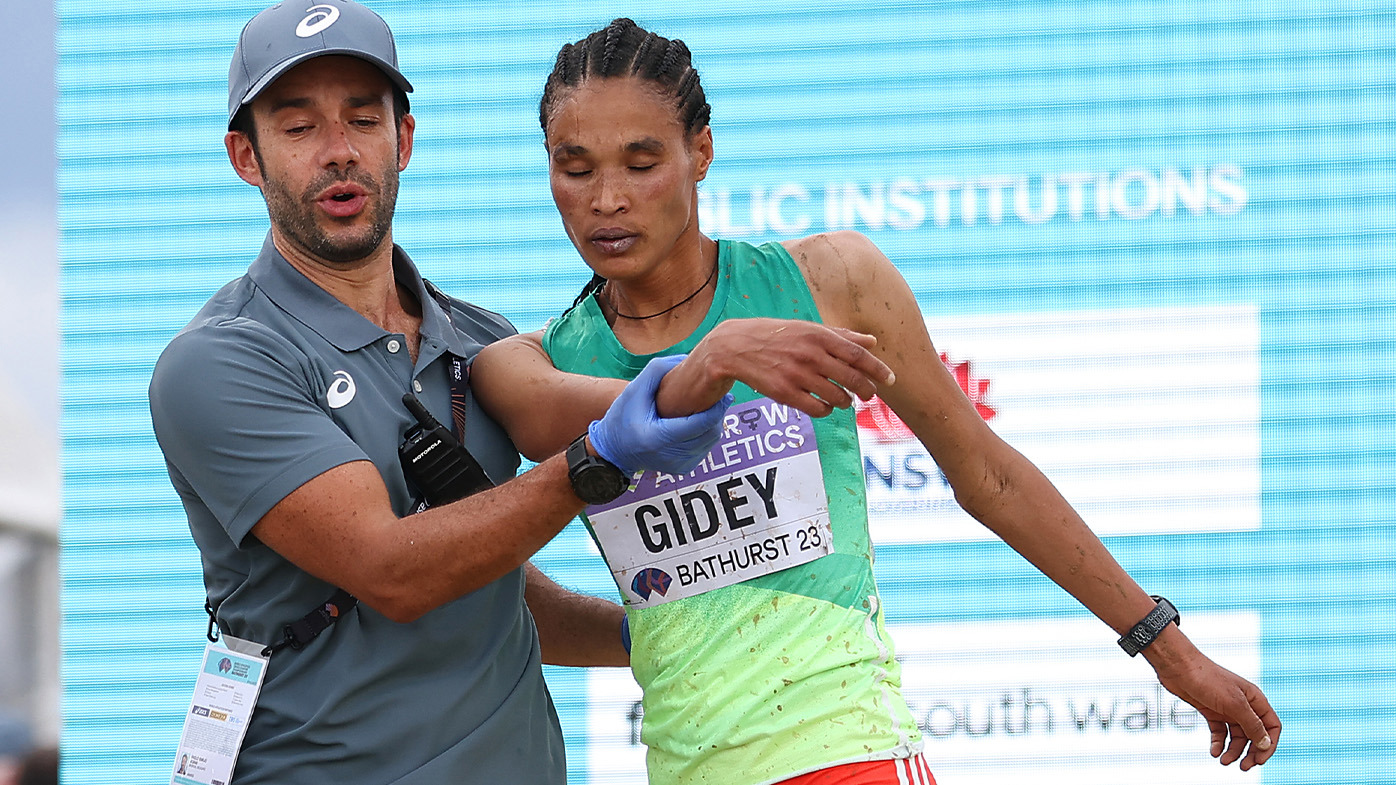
top-left (585, 397), bottom-right (834, 608)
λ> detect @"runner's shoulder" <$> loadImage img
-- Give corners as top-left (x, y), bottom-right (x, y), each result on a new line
top-left (779, 230), bottom-right (884, 277)
top-left (778, 231), bottom-right (893, 327)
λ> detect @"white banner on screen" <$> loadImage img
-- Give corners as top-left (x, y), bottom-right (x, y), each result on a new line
top-left (860, 304), bottom-right (1260, 543)
top-left (584, 612), bottom-right (1261, 784)
top-left (897, 614), bottom-right (1263, 784)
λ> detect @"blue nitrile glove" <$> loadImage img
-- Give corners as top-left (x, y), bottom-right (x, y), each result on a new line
top-left (588, 354), bottom-right (734, 476)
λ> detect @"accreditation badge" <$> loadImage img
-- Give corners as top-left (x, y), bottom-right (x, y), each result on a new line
top-left (586, 397), bottom-right (834, 607)
top-left (170, 635), bottom-right (268, 785)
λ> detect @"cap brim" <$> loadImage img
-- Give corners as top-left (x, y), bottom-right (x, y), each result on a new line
top-left (231, 49), bottom-right (414, 127)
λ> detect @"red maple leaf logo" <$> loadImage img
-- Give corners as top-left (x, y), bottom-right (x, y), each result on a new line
top-left (854, 395), bottom-right (913, 441)
top-left (854, 352), bottom-right (996, 442)
top-left (941, 352), bottom-right (997, 422)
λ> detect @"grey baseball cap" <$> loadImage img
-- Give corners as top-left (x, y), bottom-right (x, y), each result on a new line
top-left (227, 0), bottom-right (413, 128)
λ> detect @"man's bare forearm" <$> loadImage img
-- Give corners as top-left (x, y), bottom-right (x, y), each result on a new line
top-left (524, 563), bottom-right (628, 667)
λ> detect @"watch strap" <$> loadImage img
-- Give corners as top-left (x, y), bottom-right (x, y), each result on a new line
top-left (565, 433), bottom-right (590, 472)
top-left (1117, 595), bottom-right (1180, 657)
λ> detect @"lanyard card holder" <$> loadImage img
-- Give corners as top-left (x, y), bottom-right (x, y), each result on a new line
top-left (171, 635), bottom-right (268, 785)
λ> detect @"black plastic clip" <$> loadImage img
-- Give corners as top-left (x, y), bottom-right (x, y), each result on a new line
top-left (204, 599), bottom-right (221, 643)
top-left (260, 590), bottom-right (357, 657)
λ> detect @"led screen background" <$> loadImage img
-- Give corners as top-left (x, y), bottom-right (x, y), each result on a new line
top-left (57, 1), bottom-right (1392, 783)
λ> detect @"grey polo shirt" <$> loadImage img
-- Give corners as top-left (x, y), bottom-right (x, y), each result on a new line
top-left (150, 235), bottom-right (564, 785)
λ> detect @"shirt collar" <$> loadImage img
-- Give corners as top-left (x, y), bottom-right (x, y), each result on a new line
top-left (246, 233), bottom-right (460, 356)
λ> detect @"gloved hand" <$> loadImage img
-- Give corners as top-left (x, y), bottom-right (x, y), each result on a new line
top-left (589, 354), bottom-right (734, 476)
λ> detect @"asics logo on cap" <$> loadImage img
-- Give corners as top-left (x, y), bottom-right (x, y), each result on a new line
top-left (296, 4), bottom-right (341, 38)
top-left (327, 370), bottom-right (357, 409)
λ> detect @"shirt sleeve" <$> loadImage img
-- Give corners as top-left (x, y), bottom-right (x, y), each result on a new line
top-left (149, 317), bottom-right (368, 546)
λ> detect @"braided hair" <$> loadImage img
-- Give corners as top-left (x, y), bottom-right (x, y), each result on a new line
top-left (539, 19), bottom-right (713, 309)
top-left (540, 18), bottom-right (711, 139)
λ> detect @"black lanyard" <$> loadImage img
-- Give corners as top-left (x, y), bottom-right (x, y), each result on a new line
top-left (432, 281), bottom-right (472, 446)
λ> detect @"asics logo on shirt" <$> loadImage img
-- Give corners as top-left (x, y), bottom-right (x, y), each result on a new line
top-left (296, 4), bottom-right (341, 37)
top-left (326, 370), bottom-right (356, 409)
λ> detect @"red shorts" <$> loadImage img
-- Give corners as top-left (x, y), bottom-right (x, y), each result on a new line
top-left (775, 753), bottom-right (937, 785)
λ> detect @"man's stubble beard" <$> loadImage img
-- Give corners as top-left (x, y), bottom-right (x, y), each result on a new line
top-left (262, 164), bottom-right (400, 265)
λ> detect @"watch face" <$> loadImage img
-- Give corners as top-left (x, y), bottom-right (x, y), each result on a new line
top-left (575, 461), bottom-right (628, 504)
top-left (566, 435), bottom-right (629, 505)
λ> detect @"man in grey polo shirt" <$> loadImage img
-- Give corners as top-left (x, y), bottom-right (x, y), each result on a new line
top-left (148, 1), bottom-right (734, 782)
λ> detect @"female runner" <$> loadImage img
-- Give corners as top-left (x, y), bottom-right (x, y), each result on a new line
top-left (472, 18), bottom-right (1280, 785)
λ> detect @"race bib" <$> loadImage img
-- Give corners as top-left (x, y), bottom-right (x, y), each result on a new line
top-left (587, 397), bottom-right (834, 607)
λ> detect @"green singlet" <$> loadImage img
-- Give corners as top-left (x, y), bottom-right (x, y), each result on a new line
top-left (543, 239), bottom-right (923, 785)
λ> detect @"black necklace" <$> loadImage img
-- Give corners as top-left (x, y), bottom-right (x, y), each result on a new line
top-left (603, 260), bottom-right (718, 320)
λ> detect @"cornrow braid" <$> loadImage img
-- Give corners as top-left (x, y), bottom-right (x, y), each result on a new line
top-left (656, 39), bottom-right (684, 80)
top-left (553, 43), bottom-right (574, 84)
top-left (599, 19), bottom-right (624, 76)
top-left (540, 18), bottom-right (716, 315)
top-left (631, 30), bottom-right (656, 76)
top-left (674, 68), bottom-right (711, 131)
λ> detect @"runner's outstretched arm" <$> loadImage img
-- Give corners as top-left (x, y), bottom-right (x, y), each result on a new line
top-left (784, 229), bottom-right (1282, 770)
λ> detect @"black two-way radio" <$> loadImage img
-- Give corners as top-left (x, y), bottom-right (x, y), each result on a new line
top-left (398, 393), bottom-right (495, 507)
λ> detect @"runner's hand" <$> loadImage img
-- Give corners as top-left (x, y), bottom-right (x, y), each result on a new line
top-left (656, 318), bottom-right (895, 418)
top-left (1149, 647), bottom-right (1281, 770)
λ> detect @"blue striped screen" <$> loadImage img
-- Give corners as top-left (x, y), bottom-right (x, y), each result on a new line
top-left (58, 2), bottom-right (1394, 783)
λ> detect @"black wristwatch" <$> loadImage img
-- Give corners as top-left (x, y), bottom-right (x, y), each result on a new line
top-left (1117, 595), bottom-right (1181, 657)
top-left (566, 433), bottom-right (630, 505)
